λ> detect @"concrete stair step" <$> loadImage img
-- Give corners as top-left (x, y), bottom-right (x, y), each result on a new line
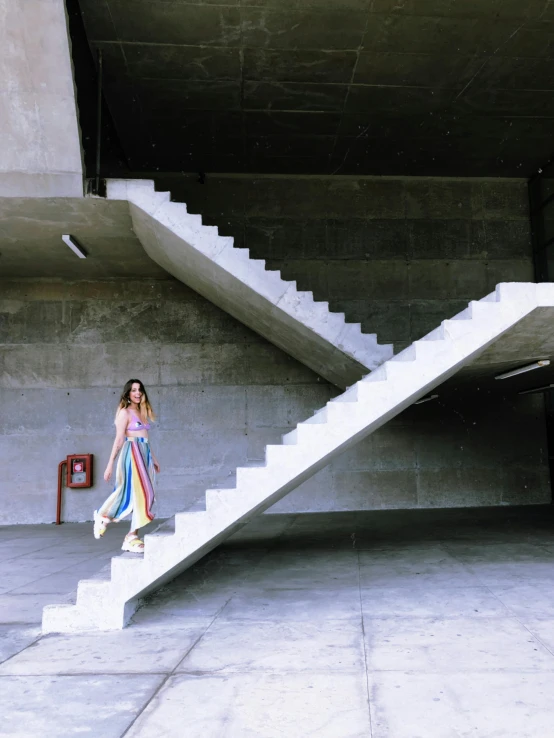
top-left (44, 279), bottom-right (550, 632)
top-left (111, 557), bottom-right (145, 589)
top-left (44, 204), bottom-right (554, 636)
top-left (105, 178), bottom-right (393, 388)
top-left (205, 488), bottom-right (242, 514)
top-left (420, 325), bottom-right (446, 342)
top-left (159, 200), bottom-right (203, 231)
top-left (281, 418), bottom-right (332, 446)
top-left (265, 443), bottom-right (301, 466)
top-left (150, 518), bottom-right (176, 535)
top-left (481, 290), bottom-right (500, 302)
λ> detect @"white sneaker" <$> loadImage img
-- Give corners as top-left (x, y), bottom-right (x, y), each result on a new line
top-left (93, 510), bottom-right (109, 539)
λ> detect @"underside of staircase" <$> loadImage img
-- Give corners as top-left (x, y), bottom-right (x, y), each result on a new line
top-left (43, 282), bottom-right (554, 633)
top-left (105, 179), bottom-right (393, 389)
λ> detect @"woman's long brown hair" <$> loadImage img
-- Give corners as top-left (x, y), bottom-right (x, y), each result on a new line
top-left (116, 379), bottom-right (156, 422)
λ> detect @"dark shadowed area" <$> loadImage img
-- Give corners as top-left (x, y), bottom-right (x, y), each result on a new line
top-left (70, 0), bottom-right (554, 178)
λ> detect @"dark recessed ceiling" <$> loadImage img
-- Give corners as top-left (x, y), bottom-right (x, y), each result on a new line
top-left (74, 0), bottom-right (554, 177)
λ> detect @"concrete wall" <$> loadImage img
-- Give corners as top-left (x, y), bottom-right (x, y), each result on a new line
top-left (160, 174), bottom-right (535, 350)
top-left (0, 273), bottom-right (549, 524)
top-left (0, 0), bottom-right (83, 197)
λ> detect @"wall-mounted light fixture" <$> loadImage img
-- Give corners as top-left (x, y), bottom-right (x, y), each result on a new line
top-left (495, 360), bottom-right (550, 380)
top-left (415, 394), bottom-right (439, 405)
top-left (62, 234), bottom-right (87, 259)
top-left (518, 383), bottom-right (554, 396)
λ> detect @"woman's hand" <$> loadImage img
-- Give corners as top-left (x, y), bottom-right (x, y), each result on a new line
top-left (104, 463), bottom-right (113, 482)
top-left (153, 459), bottom-right (161, 474)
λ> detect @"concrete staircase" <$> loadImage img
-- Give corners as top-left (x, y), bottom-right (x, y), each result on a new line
top-left (42, 282), bottom-right (554, 632)
top-left (105, 179), bottom-right (393, 389)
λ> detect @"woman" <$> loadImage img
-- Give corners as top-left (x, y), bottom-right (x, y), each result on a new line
top-left (93, 379), bottom-right (160, 552)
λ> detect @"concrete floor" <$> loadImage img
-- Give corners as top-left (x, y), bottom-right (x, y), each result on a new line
top-left (2, 507), bottom-right (554, 737)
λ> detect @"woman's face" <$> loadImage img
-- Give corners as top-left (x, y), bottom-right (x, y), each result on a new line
top-left (129, 383), bottom-right (143, 405)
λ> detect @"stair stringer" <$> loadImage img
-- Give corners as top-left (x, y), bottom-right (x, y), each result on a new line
top-left (105, 178), bottom-right (393, 389)
top-left (42, 282), bottom-right (554, 633)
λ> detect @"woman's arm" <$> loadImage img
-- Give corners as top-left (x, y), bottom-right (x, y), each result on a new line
top-left (103, 410), bottom-right (128, 482)
top-left (150, 448), bottom-right (161, 474)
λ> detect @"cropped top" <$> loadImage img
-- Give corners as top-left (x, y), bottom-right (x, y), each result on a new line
top-left (127, 411), bottom-right (151, 432)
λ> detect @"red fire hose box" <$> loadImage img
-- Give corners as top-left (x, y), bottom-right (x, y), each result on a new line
top-left (56, 454), bottom-right (94, 524)
top-left (66, 454), bottom-right (93, 488)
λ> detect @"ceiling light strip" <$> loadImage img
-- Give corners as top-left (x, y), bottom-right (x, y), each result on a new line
top-left (495, 361), bottom-right (550, 380)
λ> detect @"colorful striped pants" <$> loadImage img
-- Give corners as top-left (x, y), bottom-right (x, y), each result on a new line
top-left (99, 437), bottom-right (156, 531)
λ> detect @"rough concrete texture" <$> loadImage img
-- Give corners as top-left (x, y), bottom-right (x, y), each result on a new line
top-left (75, 0), bottom-right (554, 177)
top-left (1, 276), bottom-right (549, 527)
top-left (5, 508), bottom-right (554, 736)
top-left (157, 174), bottom-right (534, 351)
top-left (41, 282), bottom-right (554, 632)
top-left (0, 176), bottom-right (547, 524)
top-left (107, 179), bottom-right (393, 388)
top-left (0, 197), bottom-right (166, 278)
top-left (0, 0), bottom-right (83, 197)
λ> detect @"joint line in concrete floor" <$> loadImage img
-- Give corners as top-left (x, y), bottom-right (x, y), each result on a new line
top-left (119, 597), bottom-right (233, 738)
top-left (517, 620), bottom-right (554, 661)
top-left (357, 549), bottom-right (374, 738)
top-left (2, 550), bottom-right (116, 597)
top-left (0, 633), bottom-right (43, 669)
top-left (118, 513), bottom-right (302, 736)
top-left (1, 532), bottom-right (90, 568)
top-left (481, 579), bottom-right (554, 663)
top-left (431, 540), bottom-right (554, 665)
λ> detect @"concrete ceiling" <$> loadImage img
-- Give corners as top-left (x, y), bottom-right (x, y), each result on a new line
top-left (0, 198), bottom-right (167, 279)
top-left (75, 0), bottom-right (554, 177)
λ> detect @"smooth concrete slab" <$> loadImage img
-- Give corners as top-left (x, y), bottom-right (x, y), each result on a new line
top-left (0, 626), bottom-right (206, 675)
top-left (440, 541), bottom-right (554, 560)
top-left (369, 671), bottom-right (554, 738)
top-left (245, 549), bottom-right (360, 589)
top-left (365, 616), bottom-right (554, 673)
top-left (360, 585), bottom-right (511, 620)
top-left (0, 556), bottom-right (104, 584)
top-left (358, 546), bottom-right (479, 589)
top-left (3, 510), bottom-right (554, 736)
top-left (0, 593), bottom-right (73, 625)
top-left (0, 626), bottom-right (40, 664)
top-left (0, 523), bottom-right (123, 625)
top-left (176, 619), bottom-right (365, 674)
top-left (133, 584), bottom-right (239, 628)
top-left (123, 672), bottom-right (372, 738)
top-left (0, 574), bottom-right (60, 596)
top-left (216, 585), bottom-right (363, 624)
top-left (146, 547), bottom-right (270, 591)
top-left (0, 675), bottom-right (164, 738)
top-left (9, 567), bottom-right (113, 595)
top-left (489, 584), bottom-right (554, 620)
top-left (436, 525), bottom-right (554, 546)
top-left (457, 561), bottom-right (554, 588)
top-left (129, 603), bottom-right (220, 632)
top-left (520, 619), bottom-right (554, 659)
top-left (0, 540), bottom-right (69, 562)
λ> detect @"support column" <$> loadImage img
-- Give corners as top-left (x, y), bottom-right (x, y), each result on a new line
top-left (0, 0), bottom-right (84, 197)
